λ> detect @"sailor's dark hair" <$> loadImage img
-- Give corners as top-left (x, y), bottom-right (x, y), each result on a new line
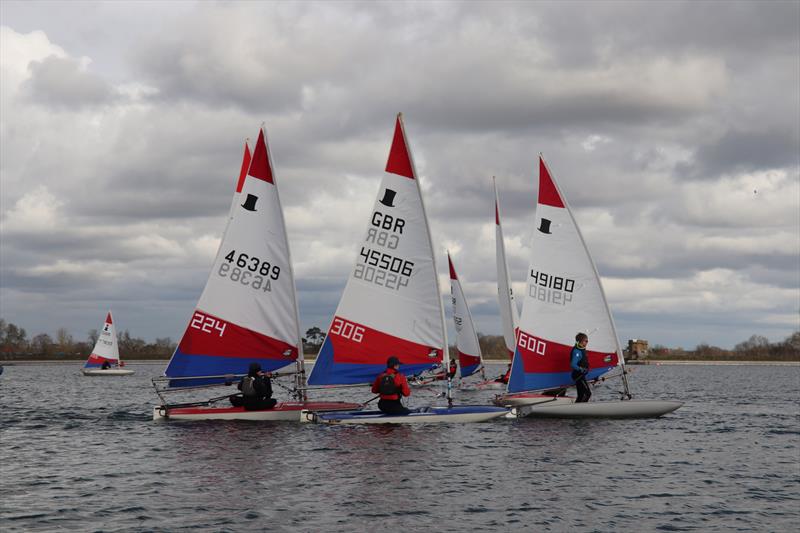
top-left (575, 332), bottom-right (588, 343)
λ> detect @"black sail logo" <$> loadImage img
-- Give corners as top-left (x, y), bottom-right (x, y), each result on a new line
top-left (241, 194), bottom-right (259, 212)
top-left (379, 188), bottom-right (396, 208)
top-left (537, 218), bottom-right (552, 234)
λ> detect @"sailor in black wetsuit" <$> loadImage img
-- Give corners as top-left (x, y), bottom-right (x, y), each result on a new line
top-left (230, 362), bottom-right (277, 410)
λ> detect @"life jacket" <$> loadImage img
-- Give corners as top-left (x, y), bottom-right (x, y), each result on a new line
top-left (573, 346), bottom-right (589, 371)
top-left (241, 376), bottom-right (257, 397)
top-left (378, 373), bottom-right (399, 396)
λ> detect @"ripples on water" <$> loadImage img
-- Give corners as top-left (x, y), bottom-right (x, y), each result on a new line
top-left (1, 363), bottom-right (798, 532)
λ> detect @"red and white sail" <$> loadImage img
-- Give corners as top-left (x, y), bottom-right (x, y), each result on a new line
top-left (308, 115), bottom-right (447, 385)
top-left (84, 311), bottom-right (120, 368)
top-left (494, 177), bottom-right (520, 359)
top-left (165, 128), bottom-right (302, 384)
top-left (448, 252), bottom-right (483, 379)
top-left (507, 156), bottom-right (620, 393)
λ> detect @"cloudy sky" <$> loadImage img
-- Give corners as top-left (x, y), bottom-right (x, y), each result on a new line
top-left (1, 0), bottom-right (798, 350)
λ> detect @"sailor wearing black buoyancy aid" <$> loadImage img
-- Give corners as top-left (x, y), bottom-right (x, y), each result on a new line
top-left (371, 356), bottom-right (411, 415)
top-left (570, 332), bottom-right (591, 403)
top-left (230, 362), bottom-right (278, 410)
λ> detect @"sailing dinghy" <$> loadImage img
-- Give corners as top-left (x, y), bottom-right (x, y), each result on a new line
top-left (83, 311), bottom-right (134, 376)
top-left (303, 115), bottom-right (507, 424)
top-left (447, 252), bottom-right (490, 389)
top-left (152, 129), bottom-right (359, 421)
top-left (473, 179), bottom-right (523, 391)
top-left (495, 156), bottom-right (681, 418)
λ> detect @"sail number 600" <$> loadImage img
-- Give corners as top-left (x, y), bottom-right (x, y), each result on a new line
top-left (518, 332), bottom-right (546, 356)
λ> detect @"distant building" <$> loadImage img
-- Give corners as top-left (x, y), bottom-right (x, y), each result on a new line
top-left (626, 339), bottom-right (649, 360)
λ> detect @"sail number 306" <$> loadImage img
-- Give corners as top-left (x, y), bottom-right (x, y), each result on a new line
top-left (218, 250), bottom-right (280, 292)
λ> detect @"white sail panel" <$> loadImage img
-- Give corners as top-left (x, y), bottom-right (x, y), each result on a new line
top-left (448, 253), bottom-right (483, 378)
top-left (494, 178), bottom-right (520, 359)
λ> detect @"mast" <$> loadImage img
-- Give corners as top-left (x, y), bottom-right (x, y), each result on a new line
top-left (396, 113), bottom-right (452, 406)
top-left (539, 155), bottom-right (631, 399)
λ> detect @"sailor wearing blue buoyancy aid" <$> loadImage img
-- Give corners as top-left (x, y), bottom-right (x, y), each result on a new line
top-left (570, 332), bottom-right (591, 403)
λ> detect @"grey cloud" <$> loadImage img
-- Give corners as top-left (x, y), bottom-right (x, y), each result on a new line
top-left (22, 55), bottom-right (117, 109)
top-left (677, 128), bottom-right (800, 180)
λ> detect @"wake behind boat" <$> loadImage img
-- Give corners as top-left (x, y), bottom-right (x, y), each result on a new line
top-left (494, 156), bottom-right (682, 419)
top-left (152, 130), bottom-right (361, 421)
top-left (82, 311), bottom-right (134, 376)
top-left (304, 115), bottom-right (508, 425)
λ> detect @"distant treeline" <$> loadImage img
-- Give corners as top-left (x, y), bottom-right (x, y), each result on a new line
top-left (0, 318), bottom-right (797, 362)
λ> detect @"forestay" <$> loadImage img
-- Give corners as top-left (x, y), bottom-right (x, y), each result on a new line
top-left (164, 128), bottom-right (302, 387)
top-left (448, 253), bottom-right (483, 379)
top-left (308, 115), bottom-right (446, 385)
top-left (494, 178), bottom-right (520, 360)
top-left (84, 311), bottom-right (120, 368)
top-left (507, 156), bottom-right (620, 394)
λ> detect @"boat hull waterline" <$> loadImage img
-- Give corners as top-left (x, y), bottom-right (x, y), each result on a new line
top-left (516, 400), bottom-right (683, 419)
top-left (153, 401), bottom-right (362, 421)
top-left (494, 392), bottom-right (575, 407)
top-left (82, 368), bottom-right (135, 376)
top-left (302, 405), bottom-right (509, 425)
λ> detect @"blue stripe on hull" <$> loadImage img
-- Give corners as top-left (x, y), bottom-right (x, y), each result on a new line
top-left (165, 350), bottom-right (295, 387)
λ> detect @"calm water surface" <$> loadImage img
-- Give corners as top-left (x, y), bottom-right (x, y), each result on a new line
top-left (1, 362), bottom-right (798, 532)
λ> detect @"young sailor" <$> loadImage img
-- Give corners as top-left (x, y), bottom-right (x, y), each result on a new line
top-left (570, 333), bottom-right (591, 403)
top-left (371, 356), bottom-right (411, 415)
top-left (495, 363), bottom-right (511, 384)
top-left (230, 362), bottom-right (277, 410)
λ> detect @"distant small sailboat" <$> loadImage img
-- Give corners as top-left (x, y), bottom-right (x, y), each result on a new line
top-left (152, 129), bottom-right (359, 420)
top-left (304, 114), bottom-right (507, 424)
top-left (473, 178), bottom-right (521, 390)
top-left (447, 252), bottom-right (486, 386)
top-left (82, 311), bottom-right (134, 376)
top-left (495, 156), bottom-right (681, 418)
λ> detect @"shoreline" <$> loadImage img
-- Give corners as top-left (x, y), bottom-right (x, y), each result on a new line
top-left (626, 360), bottom-right (800, 366)
top-left (2, 359), bottom-right (799, 366)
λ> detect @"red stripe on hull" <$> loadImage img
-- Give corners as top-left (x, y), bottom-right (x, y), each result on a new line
top-left (329, 316), bottom-right (442, 366)
top-left (177, 309), bottom-right (297, 361)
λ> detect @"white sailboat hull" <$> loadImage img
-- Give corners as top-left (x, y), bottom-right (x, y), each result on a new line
top-left (302, 405), bottom-right (509, 425)
top-left (152, 401), bottom-right (362, 421)
top-left (516, 399), bottom-right (683, 419)
top-left (82, 368), bottom-right (135, 376)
